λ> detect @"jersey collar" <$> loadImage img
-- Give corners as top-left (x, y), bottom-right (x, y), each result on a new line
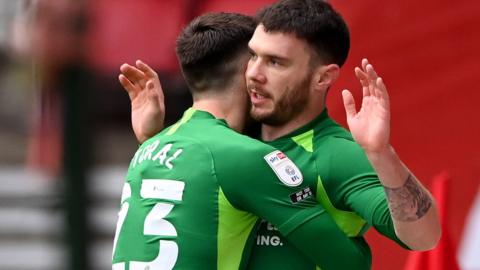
top-left (185, 107), bottom-right (229, 126)
top-left (265, 109), bottom-right (330, 143)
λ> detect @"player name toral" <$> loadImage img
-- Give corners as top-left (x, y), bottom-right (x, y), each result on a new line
top-left (130, 140), bottom-right (183, 169)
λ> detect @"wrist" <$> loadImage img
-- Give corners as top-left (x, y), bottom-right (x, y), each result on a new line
top-left (364, 144), bottom-right (395, 160)
top-left (137, 133), bottom-right (150, 144)
top-left (365, 145), bottom-right (410, 188)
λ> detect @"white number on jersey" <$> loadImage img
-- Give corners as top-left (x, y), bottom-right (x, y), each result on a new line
top-left (112, 179), bottom-right (185, 270)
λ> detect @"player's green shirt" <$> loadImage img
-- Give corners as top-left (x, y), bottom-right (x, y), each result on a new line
top-left (248, 109), bottom-right (407, 270)
top-left (112, 108), bottom-right (368, 270)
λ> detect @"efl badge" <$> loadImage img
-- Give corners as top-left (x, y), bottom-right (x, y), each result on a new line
top-left (264, 150), bottom-right (303, 186)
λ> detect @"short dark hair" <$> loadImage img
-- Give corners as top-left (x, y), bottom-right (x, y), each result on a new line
top-left (256, 0), bottom-right (350, 67)
top-left (176, 12), bottom-right (256, 93)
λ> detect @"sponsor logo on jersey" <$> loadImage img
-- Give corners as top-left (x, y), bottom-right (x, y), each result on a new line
top-left (264, 150), bottom-right (303, 186)
top-left (290, 186), bottom-right (313, 203)
top-left (256, 235), bottom-right (284, 246)
top-left (255, 220), bottom-right (284, 246)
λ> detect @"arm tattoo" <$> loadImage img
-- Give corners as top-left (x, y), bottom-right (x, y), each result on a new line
top-left (383, 174), bottom-right (432, 222)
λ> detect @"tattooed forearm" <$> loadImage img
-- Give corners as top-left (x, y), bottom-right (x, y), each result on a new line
top-left (384, 174), bottom-right (432, 222)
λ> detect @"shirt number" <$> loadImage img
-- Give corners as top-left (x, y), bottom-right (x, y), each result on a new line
top-left (112, 179), bottom-right (185, 270)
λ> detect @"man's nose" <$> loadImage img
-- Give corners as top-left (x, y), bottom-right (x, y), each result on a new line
top-left (246, 59), bottom-right (267, 84)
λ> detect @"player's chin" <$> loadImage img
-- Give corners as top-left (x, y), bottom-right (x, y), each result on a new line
top-left (249, 107), bottom-right (274, 123)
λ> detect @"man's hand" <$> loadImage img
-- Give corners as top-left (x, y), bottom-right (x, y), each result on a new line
top-left (343, 59), bottom-right (441, 250)
top-left (342, 58), bottom-right (390, 154)
top-left (119, 60), bottom-right (165, 143)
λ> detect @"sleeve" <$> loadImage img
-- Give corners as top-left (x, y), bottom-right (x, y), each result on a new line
top-left (324, 137), bottom-right (409, 248)
top-left (218, 147), bottom-right (370, 269)
top-left (286, 209), bottom-right (371, 269)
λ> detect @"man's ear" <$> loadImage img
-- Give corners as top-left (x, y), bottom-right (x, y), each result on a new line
top-left (312, 64), bottom-right (340, 92)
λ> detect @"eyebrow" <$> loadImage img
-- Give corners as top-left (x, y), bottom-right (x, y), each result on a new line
top-left (248, 46), bottom-right (291, 64)
top-left (264, 53), bottom-right (291, 66)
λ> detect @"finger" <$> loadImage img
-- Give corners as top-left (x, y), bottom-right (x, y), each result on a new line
top-left (375, 77), bottom-right (390, 102)
top-left (119, 74), bottom-right (139, 100)
top-left (120, 64), bottom-right (147, 88)
top-left (342, 89), bottom-right (357, 119)
top-left (361, 64), bottom-right (378, 96)
top-left (365, 63), bottom-right (379, 81)
top-left (147, 81), bottom-right (166, 126)
top-left (361, 58), bottom-right (369, 72)
top-left (355, 67), bottom-right (370, 96)
top-left (146, 81), bottom-right (161, 105)
top-left (355, 67), bottom-right (369, 87)
top-left (147, 80), bottom-right (164, 103)
top-left (136, 60), bottom-right (158, 79)
top-left (120, 63), bottom-right (139, 77)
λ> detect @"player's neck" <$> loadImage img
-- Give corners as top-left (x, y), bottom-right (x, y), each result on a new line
top-left (193, 96), bottom-right (247, 133)
top-left (261, 103), bottom-right (325, 141)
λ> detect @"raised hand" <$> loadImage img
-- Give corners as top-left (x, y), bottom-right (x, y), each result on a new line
top-left (119, 60), bottom-right (165, 143)
top-left (341, 58), bottom-right (391, 154)
top-left (343, 60), bottom-right (441, 251)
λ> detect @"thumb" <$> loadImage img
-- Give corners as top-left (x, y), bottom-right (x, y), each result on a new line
top-left (342, 89), bottom-right (357, 119)
top-left (146, 80), bottom-right (166, 114)
top-left (146, 81), bottom-right (159, 103)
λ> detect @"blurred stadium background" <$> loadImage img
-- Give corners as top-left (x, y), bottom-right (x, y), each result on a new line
top-left (0, 0), bottom-right (478, 269)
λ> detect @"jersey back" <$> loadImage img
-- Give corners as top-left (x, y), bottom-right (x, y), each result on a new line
top-left (112, 108), bottom-right (314, 270)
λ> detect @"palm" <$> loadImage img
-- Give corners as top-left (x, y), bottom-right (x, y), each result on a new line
top-left (119, 60), bottom-right (165, 143)
top-left (130, 86), bottom-right (164, 142)
top-left (342, 59), bottom-right (391, 153)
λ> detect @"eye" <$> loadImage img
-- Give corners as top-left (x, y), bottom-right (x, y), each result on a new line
top-left (269, 58), bottom-right (281, 66)
top-left (248, 50), bottom-right (257, 60)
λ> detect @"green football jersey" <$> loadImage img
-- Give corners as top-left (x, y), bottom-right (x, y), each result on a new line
top-left (248, 110), bottom-right (407, 270)
top-left (112, 108), bottom-right (368, 270)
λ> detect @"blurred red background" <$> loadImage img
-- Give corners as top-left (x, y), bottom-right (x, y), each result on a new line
top-left (328, 1), bottom-right (480, 269)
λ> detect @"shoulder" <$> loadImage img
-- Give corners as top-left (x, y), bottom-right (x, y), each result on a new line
top-left (208, 126), bottom-right (277, 157)
top-left (316, 134), bottom-right (372, 170)
top-left (208, 129), bottom-right (304, 187)
top-left (312, 126), bottom-right (375, 185)
top-left (175, 124), bottom-right (278, 175)
top-left (313, 122), bottom-right (365, 161)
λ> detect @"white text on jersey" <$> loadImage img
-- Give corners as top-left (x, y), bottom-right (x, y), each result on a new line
top-left (131, 140), bottom-right (183, 169)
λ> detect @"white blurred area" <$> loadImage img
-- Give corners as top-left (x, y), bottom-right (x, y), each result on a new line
top-left (458, 187), bottom-right (480, 270)
top-left (0, 1), bottom-right (128, 269)
top-left (0, 166), bottom-right (124, 270)
top-left (0, 0), bottom-right (33, 165)
top-left (0, 0), bottom-right (187, 269)
top-left (0, 1), bottom-right (57, 269)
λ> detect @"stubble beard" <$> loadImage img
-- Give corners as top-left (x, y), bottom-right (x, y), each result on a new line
top-left (250, 74), bottom-right (311, 126)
